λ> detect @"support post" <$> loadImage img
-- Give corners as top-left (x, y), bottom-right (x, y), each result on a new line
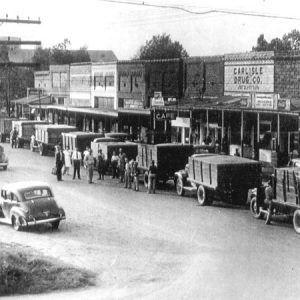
top-left (241, 110), bottom-right (244, 156)
top-left (206, 109), bottom-right (209, 138)
top-left (221, 110), bottom-right (224, 140)
top-left (277, 113), bottom-right (280, 151)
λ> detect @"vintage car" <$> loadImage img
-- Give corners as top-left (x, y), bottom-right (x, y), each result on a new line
top-left (0, 181), bottom-right (66, 231)
top-left (0, 145), bottom-right (8, 170)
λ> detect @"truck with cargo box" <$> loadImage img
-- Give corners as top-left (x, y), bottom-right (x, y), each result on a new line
top-left (250, 165), bottom-right (300, 233)
top-left (35, 124), bottom-right (77, 156)
top-left (91, 140), bottom-right (138, 171)
top-left (175, 154), bottom-right (261, 205)
top-left (0, 118), bottom-right (17, 142)
top-left (12, 120), bottom-right (49, 149)
top-left (137, 143), bottom-right (194, 187)
top-left (62, 131), bottom-right (104, 153)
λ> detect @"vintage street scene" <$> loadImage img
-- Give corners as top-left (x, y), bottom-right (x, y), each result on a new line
top-left (1, 0), bottom-right (300, 299)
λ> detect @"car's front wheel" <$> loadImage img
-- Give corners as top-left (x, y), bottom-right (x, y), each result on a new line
top-left (11, 215), bottom-right (22, 231)
top-left (52, 221), bottom-right (60, 230)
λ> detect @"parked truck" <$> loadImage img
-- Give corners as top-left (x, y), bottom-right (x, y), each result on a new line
top-left (62, 131), bottom-right (104, 153)
top-left (175, 154), bottom-right (261, 205)
top-left (250, 165), bottom-right (300, 233)
top-left (35, 124), bottom-right (77, 156)
top-left (12, 120), bottom-right (49, 149)
top-left (137, 143), bottom-right (194, 187)
top-left (0, 118), bottom-right (17, 142)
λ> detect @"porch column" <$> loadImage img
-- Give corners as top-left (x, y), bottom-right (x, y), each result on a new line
top-left (189, 110), bottom-right (192, 144)
top-left (257, 112), bottom-right (260, 144)
top-left (241, 110), bottom-right (244, 156)
top-left (277, 113), bottom-right (280, 150)
top-left (153, 107), bottom-right (156, 130)
top-left (206, 109), bottom-right (209, 138)
top-left (221, 110), bottom-right (224, 140)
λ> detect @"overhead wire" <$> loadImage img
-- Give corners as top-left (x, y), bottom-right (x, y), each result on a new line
top-left (97, 0), bottom-right (300, 21)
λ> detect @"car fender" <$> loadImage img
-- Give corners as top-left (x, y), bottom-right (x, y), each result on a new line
top-left (10, 207), bottom-right (27, 220)
top-left (58, 207), bottom-right (66, 218)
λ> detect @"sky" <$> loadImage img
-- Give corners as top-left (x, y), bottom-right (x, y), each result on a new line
top-left (1, 0), bottom-right (300, 60)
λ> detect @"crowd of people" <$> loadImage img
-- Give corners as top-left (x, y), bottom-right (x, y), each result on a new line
top-left (54, 146), bottom-right (158, 193)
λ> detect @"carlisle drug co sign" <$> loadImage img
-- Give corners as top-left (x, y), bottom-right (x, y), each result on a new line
top-left (224, 53), bottom-right (274, 95)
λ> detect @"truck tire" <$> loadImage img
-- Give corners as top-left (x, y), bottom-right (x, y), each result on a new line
top-left (250, 197), bottom-right (264, 219)
top-left (293, 209), bottom-right (300, 234)
top-left (197, 185), bottom-right (210, 206)
top-left (176, 177), bottom-right (185, 196)
top-left (144, 171), bottom-right (149, 188)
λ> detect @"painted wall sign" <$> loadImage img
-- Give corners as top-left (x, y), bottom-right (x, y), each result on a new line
top-left (171, 117), bottom-right (190, 128)
top-left (225, 61), bottom-right (274, 93)
top-left (254, 94), bottom-right (275, 109)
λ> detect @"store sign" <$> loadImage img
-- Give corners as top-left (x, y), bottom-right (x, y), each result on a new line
top-left (225, 62), bottom-right (274, 94)
top-left (259, 149), bottom-right (272, 163)
top-left (277, 98), bottom-right (291, 111)
top-left (254, 94), bottom-right (274, 109)
top-left (155, 112), bottom-right (176, 121)
top-left (171, 117), bottom-right (190, 128)
top-left (151, 91), bottom-right (164, 106)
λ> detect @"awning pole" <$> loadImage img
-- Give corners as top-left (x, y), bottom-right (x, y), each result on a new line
top-left (206, 109), bottom-right (209, 138)
top-left (257, 112), bottom-right (260, 144)
top-left (241, 110), bottom-right (244, 156)
top-left (221, 110), bottom-right (224, 140)
top-left (277, 114), bottom-right (280, 151)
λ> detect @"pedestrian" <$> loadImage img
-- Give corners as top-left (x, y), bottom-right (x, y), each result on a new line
top-left (124, 157), bottom-right (131, 188)
top-left (148, 160), bottom-right (157, 194)
top-left (63, 146), bottom-right (72, 176)
top-left (84, 149), bottom-right (94, 184)
top-left (83, 146), bottom-right (90, 161)
top-left (71, 147), bottom-right (82, 179)
top-left (55, 146), bottom-right (65, 181)
top-left (97, 149), bottom-right (105, 180)
top-left (265, 176), bottom-right (274, 225)
top-left (10, 127), bottom-right (18, 148)
top-left (30, 131), bottom-right (36, 151)
top-left (234, 148), bottom-right (241, 157)
top-left (132, 160), bottom-right (139, 191)
top-left (118, 148), bottom-right (126, 183)
top-left (111, 150), bottom-right (119, 179)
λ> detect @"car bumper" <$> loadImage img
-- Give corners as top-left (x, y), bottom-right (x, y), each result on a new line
top-left (25, 216), bottom-right (66, 226)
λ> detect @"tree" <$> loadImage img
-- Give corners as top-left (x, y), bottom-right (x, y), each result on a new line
top-left (252, 29), bottom-right (300, 52)
top-left (33, 39), bottom-right (91, 70)
top-left (135, 33), bottom-right (189, 59)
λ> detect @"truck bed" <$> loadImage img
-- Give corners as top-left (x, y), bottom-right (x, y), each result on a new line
top-left (189, 155), bottom-right (261, 190)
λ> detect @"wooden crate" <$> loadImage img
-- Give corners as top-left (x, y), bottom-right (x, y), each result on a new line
top-left (189, 155), bottom-right (261, 190)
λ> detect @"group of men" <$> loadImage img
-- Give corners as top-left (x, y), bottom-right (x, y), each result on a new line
top-left (54, 146), bottom-right (158, 193)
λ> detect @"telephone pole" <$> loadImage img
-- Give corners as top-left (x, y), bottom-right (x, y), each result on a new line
top-left (0, 15), bottom-right (41, 116)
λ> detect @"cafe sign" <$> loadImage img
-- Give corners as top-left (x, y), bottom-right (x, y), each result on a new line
top-left (225, 60), bottom-right (274, 94)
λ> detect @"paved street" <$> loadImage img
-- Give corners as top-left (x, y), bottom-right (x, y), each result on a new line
top-left (1, 143), bottom-right (300, 300)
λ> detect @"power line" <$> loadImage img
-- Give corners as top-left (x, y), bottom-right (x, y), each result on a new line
top-left (97, 0), bottom-right (300, 21)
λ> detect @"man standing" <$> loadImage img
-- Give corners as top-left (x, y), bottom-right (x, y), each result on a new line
top-left (97, 149), bottom-right (105, 180)
top-left (132, 160), bottom-right (139, 192)
top-left (148, 160), bottom-right (157, 194)
top-left (10, 127), bottom-right (18, 148)
top-left (84, 149), bottom-right (95, 184)
top-left (111, 150), bottom-right (119, 179)
top-left (55, 146), bottom-right (65, 181)
top-left (118, 148), bottom-right (126, 183)
top-left (71, 147), bottom-right (82, 179)
top-left (124, 158), bottom-right (131, 188)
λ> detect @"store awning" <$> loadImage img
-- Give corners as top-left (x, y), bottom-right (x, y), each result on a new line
top-left (11, 95), bottom-right (51, 105)
top-left (29, 104), bottom-right (118, 118)
top-left (118, 108), bottom-right (151, 116)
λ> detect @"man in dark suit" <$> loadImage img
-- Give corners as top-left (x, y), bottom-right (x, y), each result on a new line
top-left (55, 146), bottom-right (65, 181)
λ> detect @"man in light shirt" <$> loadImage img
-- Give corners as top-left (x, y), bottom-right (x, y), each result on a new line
top-left (84, 149), bottom-right (95, 184)
top-left (71, 147), bottom-right (82, 180)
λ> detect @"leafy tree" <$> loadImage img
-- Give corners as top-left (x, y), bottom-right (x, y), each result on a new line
top-left (135, 33), bottom-right (189, 59)
top-left (33, 39), bottom-right (90, 70)
top-left (252, 29), bottom-right (300, 51)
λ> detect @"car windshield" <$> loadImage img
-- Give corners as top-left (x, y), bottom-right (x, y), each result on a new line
top-left (23, 188), bottom-right (53, 201)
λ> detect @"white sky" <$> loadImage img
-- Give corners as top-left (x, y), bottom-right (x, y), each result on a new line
top-left (1, 0), bottom-right (300, 59)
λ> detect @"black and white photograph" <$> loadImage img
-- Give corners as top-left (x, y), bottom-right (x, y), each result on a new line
top-left (1, 0), bottom-right (300, 299)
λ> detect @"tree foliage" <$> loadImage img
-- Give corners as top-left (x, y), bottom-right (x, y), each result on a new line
top-left (33, 39), bottom-right (90, 70)
top-left (252, 29), bottom-right (300, 51)
top-left (135, 33), bottom-right (189, 59)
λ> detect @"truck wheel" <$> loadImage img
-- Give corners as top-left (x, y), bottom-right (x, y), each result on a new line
top-left (144, 171), bottom-right (149, 188)
top-left (250, 197), bottom-right (264, 219)
top-left (197, 185), bottom-right (209, 206)
top-left (293, 210), bottom-right (300, 234)
top-left (176, 178), bottom-right (185, 196)
top-left (52, 221), bottom-right (60, 230)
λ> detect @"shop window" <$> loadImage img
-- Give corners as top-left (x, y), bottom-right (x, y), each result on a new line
top-left (58, 97), bottom-right (64, 105)
top-left (94, 97), bottom-right (114, 109)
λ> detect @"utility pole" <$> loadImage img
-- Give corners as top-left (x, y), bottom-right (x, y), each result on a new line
top-left (0, 15), bottom-right (41, 116)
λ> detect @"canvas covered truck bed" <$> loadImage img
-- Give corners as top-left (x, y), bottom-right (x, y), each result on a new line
top-left (62, 131), bottom-right (104, 152)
